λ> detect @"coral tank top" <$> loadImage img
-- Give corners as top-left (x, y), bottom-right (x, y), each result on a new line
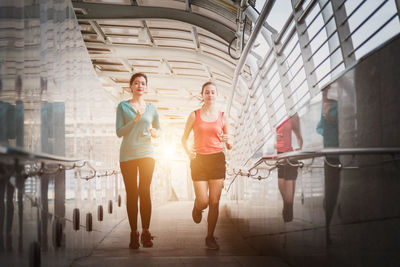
top-left (276, 117), bottom-right (293, 153)
top-left (193, 109), bottom-right (224, 154)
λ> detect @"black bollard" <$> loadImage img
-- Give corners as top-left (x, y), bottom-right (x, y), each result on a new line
top-left (108, 200), bottom-right (113, 214)
top-left (86, 213), bottom-right (93, 232)
top-left (97, 205), bottom-right (103, 221)
top-left (52, 218), bottom-right (63, 248)
top-left (118, 195), bottom-right (121, 207)
top-left (29, 241), bottom-right (41, 267)
top-left (72, 208), bottom-right (80, 231)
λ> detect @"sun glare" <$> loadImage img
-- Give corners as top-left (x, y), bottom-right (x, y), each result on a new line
top-left (161, 143), bottom-right (176, 159)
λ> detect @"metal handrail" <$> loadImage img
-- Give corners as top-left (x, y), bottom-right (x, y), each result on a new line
top-left (0, 144), bottom-right (119, 180)
top-left (0, 144), bottom-right (81, 163)
top-left (231, 0), bottom-right (400, 173)
top-left (249, 147), bottom-right (400, 171)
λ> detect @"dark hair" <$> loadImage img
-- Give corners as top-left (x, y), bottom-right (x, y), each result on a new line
top-left (201, 81), bottom-right (217, 94)
top-left (129, 72), bottom-right (148, 86)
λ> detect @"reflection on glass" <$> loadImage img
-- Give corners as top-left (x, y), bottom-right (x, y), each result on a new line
top-left (275, 113), bottom-right (303, 222)
top-left (0, 77), bottom-right (25, 252)
top-left (316, 86), bottom-right (340, 244)
top-left (0, 166), bottom-right (15, 252)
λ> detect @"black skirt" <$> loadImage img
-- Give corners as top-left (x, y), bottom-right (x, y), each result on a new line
top-left (190, 152), bottom-right (226, 181)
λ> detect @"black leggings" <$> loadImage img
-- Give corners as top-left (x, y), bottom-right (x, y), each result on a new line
top-left (120, 158), bottom-right (155, 231)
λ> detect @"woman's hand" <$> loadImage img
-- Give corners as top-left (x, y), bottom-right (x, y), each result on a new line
top-left (220, 133), bottom-right (228, 143)
top-left (220, 134), bottom-right (232, 150)
top-left (134, 110), bottom-right (142, 123)
top-left (149, 128), bottom-right (157, 138)
top-left (188, 151), bottom-right (196, 160)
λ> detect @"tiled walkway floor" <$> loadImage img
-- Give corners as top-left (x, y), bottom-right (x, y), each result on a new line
top-left (71, 201), bottom-right (290, 267)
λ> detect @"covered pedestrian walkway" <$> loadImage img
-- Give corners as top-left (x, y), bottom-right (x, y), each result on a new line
top-left (71, 201), bottom-right (289, 267)
top-left (1, 0), bottom-right (400, 266)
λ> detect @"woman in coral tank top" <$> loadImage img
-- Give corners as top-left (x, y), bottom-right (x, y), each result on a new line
top-left (275, 113), bottom-right (303, 222)
top-left (181, 82), bottom-right (232, 250)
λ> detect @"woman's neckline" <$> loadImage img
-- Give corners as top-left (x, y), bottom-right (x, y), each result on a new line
top-left (198, 108), bottom-right (219, 123)
top-left (128, 100), bottom-right (147, 113)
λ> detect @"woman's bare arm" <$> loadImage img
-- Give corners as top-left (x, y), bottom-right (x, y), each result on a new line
top-left (222, 113), bottom-right (232, 150)
top-left (181, 111), bottom-right (196, 159)
top-left (292, 114), bottom-right (303, 150)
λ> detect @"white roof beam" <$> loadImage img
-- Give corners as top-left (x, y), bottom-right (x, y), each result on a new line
top-left (96, 71), bottom-right (231, 86)
top-left (87, 44), bottom-right (234, 76)
top-left (185, 0), bottom-right (191, 12)
top-left (88, 20), bottom-right (111, 44)
top-left (163, 59), bottom-right (174, 75)
top-left (141, 20), bottom-right (155, 46)
top-left (120, 59), bottom-right (133, 73)
top-left (191, 26), bottom-right (201, 51)
top-left (185, 0), bottom-right (200, 51)
top-left (202, 64), bottom-right (213, 79)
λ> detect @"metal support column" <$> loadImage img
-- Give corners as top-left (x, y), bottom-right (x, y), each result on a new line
top-left (227, 0), bottom-right (276, 117)
top-left (291, 0), bottom-right (319, 96)
top-left (329, 0), bottom-right (356, 67)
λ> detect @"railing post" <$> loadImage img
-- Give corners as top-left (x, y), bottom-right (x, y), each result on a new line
top-left (15, 159), bottom-right (24, 252)
top-left (54, 170), bottom-right (66, 236)
top-left (40, 174), bottom-right (49, 250)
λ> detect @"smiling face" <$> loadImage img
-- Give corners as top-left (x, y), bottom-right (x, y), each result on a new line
top-left (202, 83), bottom-right (217, 104)
top-left (130, 76), bottom-right (147, 96)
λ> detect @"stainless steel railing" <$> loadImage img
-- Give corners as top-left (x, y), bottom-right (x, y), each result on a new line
top-left (228, 0), bottom-right (400, 171)
top-left (0, 144), bottom-right (123, 266)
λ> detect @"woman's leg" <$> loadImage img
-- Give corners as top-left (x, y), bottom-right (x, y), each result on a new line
top-left (285, 179), bottom-right (295, 221)
top-left (191, 181), bottom-right (208, 224)
top-left (286, 180), bottom-right (296, 206)
top-left (278, 178), bottom-right (296, 222)
top-left (280, 179), bottom-right (295, 206)
top-left (207, 179), bottom-right (224, 238)
top-left (137, 158), bottom-right (155, 230)
top-left (278, 177), bottom-right (285, 200)
top-left (193, 181), bottom-right (209, 211)
top-left (137, 158), bottom-right (155, 248)
top-left (120, 160), bottom-right (139, 231)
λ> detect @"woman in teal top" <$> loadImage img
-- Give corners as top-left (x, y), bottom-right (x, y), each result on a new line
top-left (116, 73), bottom-right (160, 249)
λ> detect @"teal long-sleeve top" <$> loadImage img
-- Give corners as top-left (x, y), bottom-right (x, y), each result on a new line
top-left (116, 101), bottom-right (160, 162)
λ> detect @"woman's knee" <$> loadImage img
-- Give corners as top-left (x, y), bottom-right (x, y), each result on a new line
top-left (196, 198), bottom-right (209, 210)
top-left (209, 199), bottom-right (220, 209)
top-left (138, 186), bottom-right (151, 198)
top-left (126, 195), bottom-right (138, 205)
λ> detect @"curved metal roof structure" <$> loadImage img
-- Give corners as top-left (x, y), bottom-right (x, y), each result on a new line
top-left (70, 0), bottom-right (400, 167)
top-left (1, 2), bottom-right (400, 265)
top-left (72, 0), bottom-right (243, 126)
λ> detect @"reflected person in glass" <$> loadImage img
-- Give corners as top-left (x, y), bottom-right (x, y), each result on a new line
top-left (181, 81), bottom-right (232, 250)
top-left (116, 73), bottom-right (160, 249)
top-left (275, 113), bottom-right (303, 222)
top-left (316, 87), bottom-right (340, 244)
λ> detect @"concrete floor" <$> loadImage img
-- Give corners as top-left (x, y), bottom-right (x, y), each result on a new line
top-left (71, 201), bottom-right (290, 267)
